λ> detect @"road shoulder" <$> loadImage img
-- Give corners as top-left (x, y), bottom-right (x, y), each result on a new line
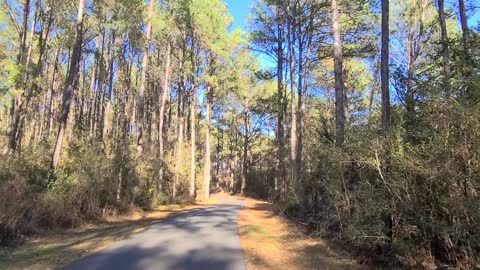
top-left (238, 198), bottom-right (366, 270)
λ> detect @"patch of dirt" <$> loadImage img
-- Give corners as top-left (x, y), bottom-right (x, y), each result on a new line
top-left (238, 198), bottom-right (368, 270)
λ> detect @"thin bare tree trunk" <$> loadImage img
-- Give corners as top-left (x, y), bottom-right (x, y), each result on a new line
top-left (331, 0), bottom-right (345, 147)
top-left (437, 0), bottom-right (451, 98)
top-left (173, 92), bottom-right (184, 199)
top-left (241, 96), bottom-right (249, 195)
top-left (458, 0), bottom-right (470, 58)
top-left (189, 84), bottom-right (196, 199)
top-left (47, 47), bottom-right (61, 136)
top-left (93, 32), bottom-right (107, 138)
top-left (158, 43), bottom-right (172, 193)
top-left (18, 0), bottom-right (30, 64)
top-left (136, 0), bottom-right (154, 159)
top-left (25, 0), bottom-right (38, 71)
top-left (204, 85), bottom-right (212, 200)
top-left (275, 22), bottom-right (285, 196)
top-left (381, 0), bottom-right (390, 131)
top-left (287, 0), bottom-right (297, 191)
top-left (406, 32), bottom-right (416, 139)
top-left (89, 37), bottom-right (99, 137)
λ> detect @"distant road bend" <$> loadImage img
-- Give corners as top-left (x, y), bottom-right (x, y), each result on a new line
top-left (65, 196), bottom-right (247, 270)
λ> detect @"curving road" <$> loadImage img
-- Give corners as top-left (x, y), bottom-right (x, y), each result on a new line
top-left (64, 196), bottom-right (247, 270)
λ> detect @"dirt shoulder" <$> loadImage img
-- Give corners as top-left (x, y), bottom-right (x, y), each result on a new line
top-left (238, 198), bottom-right (366, 270)
top-left (0, 198), bottom-right (217, 270)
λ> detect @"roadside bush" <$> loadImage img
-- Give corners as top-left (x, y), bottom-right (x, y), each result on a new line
top-left (302, 104), bottom-right (480, 268)
top-left (0, 138), bottom-right (146, 244)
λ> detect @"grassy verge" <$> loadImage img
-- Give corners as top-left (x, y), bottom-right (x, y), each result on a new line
top-left (238, 198), bottom-right (367, 270)
top-left (0, 198), bottom-right (217, 270)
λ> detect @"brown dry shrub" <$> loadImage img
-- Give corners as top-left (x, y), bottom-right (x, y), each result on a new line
top-left (301, 104), bottom-right (480, 269)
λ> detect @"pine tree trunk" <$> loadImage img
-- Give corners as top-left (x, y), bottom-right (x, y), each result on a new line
top-left (173, 91), bottom-right (184, 199)
top-left (18, 0), bottom-right (30, 65)
top-left (51, 0), bottom-right (85, 170)
top-left (89, 37), bottom-right (100, 137)
top-left (437, 0), bottom-right (451, 98)
top-left (458, 0), bottom-right (470, 58)
top-left (189, 84), bottom-right (196, 199)
top-left (136, 0), bottom-right (154, 159)
top-left (204, 85), bottom-right (212, 200)
top-left (25, 0), bottom-right (38, 71)
top-left (5, 0), bottom-right (32, 153)
top-left (405, 32), bottom-right (416, 139)
top-left (331, 0), bottom-right (345, 147)
top-left (158, 43), bottom-right (172, 192)
top-left (287, 0), bottom-right (297, 191)
top-left (241, 96), bottom-right (249, 196)
top-left (381, 0), bottom-right (390, 131)
top-left (47, 47), bottom-right (61, 136)
top-left (37, 6), bottom-right (53, 71)
top-left (297, 23), bottom-right (304, 188)
top-left (275, 22), bottom-right (285, 196)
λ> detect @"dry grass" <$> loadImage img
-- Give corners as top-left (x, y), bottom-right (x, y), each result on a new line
top-left (238, 198), bottom-right (367, 270)
top-left (0, 198), bottom-right (217, 270)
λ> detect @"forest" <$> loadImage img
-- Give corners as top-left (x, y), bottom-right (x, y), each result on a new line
top-left (0, 0), bottom-right (479, 268)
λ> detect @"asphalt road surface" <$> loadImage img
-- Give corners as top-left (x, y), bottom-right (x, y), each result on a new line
top-left (64, 196), bottom-right (247, 270)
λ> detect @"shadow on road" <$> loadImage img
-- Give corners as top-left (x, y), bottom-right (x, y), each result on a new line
top-left (64, 200), bottom-right (246, 270)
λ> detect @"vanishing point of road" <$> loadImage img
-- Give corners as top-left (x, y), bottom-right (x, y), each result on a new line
top-left (64, 196), bottom-right (247, 270)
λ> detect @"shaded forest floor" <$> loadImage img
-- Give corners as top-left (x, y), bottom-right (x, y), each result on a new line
top-left (0, 199), bottom-right (217, 270)
top-left (238, 197), bottom-right (367, 270)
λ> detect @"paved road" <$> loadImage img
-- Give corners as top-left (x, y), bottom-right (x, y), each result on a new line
top-left (65, 196), bottom-right (247, 270)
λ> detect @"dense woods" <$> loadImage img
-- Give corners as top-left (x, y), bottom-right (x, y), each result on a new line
top-left (0, 0), bottom-right (479, 268)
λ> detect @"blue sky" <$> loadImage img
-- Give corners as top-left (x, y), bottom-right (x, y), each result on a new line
top-left (224, 0), bottom-right (480, 30)
top-left (224, 0), bottom-right (252, 31)
top-left (224, 0), bottom-right (479, 70)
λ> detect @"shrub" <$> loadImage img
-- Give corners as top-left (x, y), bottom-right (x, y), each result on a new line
top-left (301, 104), bottom-right (480, 268)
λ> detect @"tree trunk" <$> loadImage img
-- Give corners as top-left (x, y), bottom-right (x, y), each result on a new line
top-left (89, 37), bottom-right (100, 137)
top-left (50, 0), bottom-right (85, 170)
top-left (458, 0), bottom-right (470, 58)
top-left (189, 83), bottom-right (196, 199)
top-left (275, 23), bottom-right (285, 197)
top-left (381, 0), bottom-right (390, 131)
top-left (173, 92), bottom-right (184, 199)
top-left (37, 6), bottom-right (53, 72)
top-left (241, 96), bottom-right (249, 196)
top-left (331, 0), bottom-right (345, 147)
top-left (158, 42), bottom-right (172, 192)
top-left (47, 47), bottom-right (61, 136)
top-left (204, 85), bottom-right (213, 200)
top-left (5, 0), bottom-right (32, 154)
top-left (136, 0), bottom-right (154, 159)
top-left (287, 0), bottom-right (297, 191)
top-left (437, 0), bottom-right (451, 98)
top-left (405, 31), bottom-right (416, 140)
top-left (405, 0), bottom-right (426, 140)
top-left (25, 0), bottom-right (38, 71)
top-left (18, 0), bottom-right (31, 65)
